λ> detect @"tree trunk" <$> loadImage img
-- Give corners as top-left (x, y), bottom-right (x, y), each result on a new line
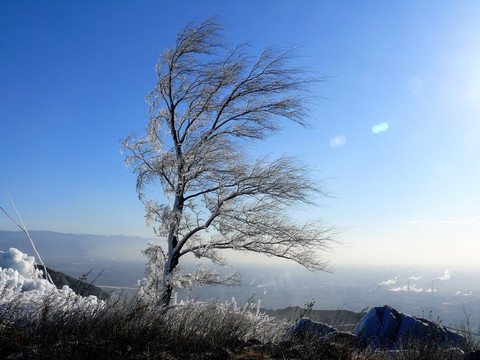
top-left (161, 234), bottom-right (180, 307)
top-left (161, 247), bottom-right (180, 307)
top-left (161, 283), bottom-right (173, 307)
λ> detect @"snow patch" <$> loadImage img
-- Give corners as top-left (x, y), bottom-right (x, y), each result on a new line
top-left (0, 247), bottom-right (102, 316)
top-left (0, 248), bottom-right (40, 279)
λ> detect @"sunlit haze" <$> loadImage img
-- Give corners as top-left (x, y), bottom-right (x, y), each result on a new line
top-left (1, 1), bottom-right (480, 266)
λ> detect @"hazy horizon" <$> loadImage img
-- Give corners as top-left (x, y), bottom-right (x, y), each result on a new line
top-left (2, 229), bottom-right (480, 326)
top-left (2, 229), bottom-right (480, 268)
top-left (4, 233), bottom-right (479, 327)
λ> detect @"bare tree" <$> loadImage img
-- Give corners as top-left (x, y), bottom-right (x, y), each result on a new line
top-left (122, 18), bottom-right (334, 307)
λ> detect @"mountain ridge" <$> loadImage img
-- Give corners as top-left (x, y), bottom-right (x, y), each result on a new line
top-left (0, 230), bottom-right (150, 261)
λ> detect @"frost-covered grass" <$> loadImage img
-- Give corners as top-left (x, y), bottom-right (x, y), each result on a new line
top-left (0, 293), bottom-right (288, 359)
top-left (1, 248), bottom-right (478, 359)
top-left (2, 295), bottom-right (470, 360)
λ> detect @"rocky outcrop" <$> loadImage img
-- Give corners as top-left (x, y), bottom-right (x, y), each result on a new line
top-left (284, 318), bottom-right (337, 340)
top-left (353, 305), bottom-right (465, 349)
top-left (318, 331), bottom-right (359, 347)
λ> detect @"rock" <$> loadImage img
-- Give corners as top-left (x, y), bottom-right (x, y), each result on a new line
top-left (466, 350), bottom-right (480, 360)
top-left (319, 331), bottom-right (358, 347)
top-left (353, 305), bottom-right (465, 349)
top-left (384, 347), bottom-right (464, 360)
top-left (284, 318), bottom-right (337, 340)
top-left (353, 305), bottom-right (399, 348)
top-left (443, 347), bottom-right (464, 360)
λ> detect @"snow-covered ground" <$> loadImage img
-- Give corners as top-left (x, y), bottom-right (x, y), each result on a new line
top-left (0, 247), bottom-right (102, 316)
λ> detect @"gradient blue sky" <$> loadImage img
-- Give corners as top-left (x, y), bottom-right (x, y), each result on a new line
top-left (1, 1), bottom-right (480, 265)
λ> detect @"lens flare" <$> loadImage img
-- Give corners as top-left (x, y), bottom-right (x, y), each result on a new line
top-left (329, 135), bottom-right (346, 147)
top-left (372, 122), bottom-right (389, 134)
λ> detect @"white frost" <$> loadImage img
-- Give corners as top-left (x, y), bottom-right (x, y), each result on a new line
top-left (0, 247), bottom-right (102, 316)
top-left (0, 247), bottom-right (40, 279)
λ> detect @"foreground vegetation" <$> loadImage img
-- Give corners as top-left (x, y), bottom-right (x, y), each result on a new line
top-left (1, 292), bottom-right (478, 360)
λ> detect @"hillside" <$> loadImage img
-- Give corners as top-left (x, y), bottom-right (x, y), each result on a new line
top-left (263, 306), bottom-right (367, 329)
top-left (36, 265), bottom-right (110, 300)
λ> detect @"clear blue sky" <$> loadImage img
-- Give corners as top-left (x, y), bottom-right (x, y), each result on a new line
top-left (1, 1), bottom-right (480, 265)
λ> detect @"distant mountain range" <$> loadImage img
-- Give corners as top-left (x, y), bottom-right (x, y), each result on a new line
top-left (0, 230), bottom-right (151, 262)
top-left (262, 306), bottom-right (367, 329)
